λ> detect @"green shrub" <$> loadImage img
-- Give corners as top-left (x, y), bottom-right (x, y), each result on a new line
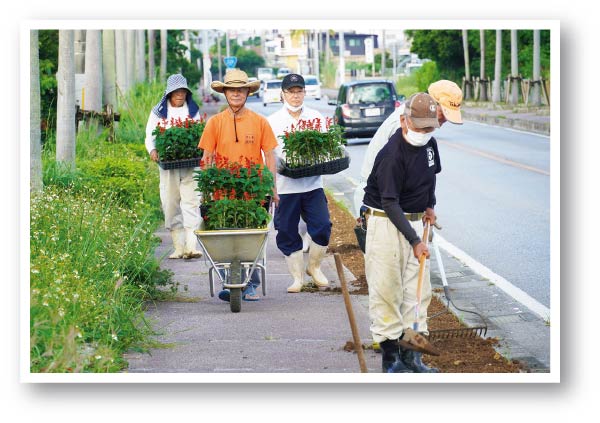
top-left (415, 61), bottom-right (441, 92)
top-left (395, 74), bottom-right (420, 99)
top-left (30, 187), bottom-right (174, 372)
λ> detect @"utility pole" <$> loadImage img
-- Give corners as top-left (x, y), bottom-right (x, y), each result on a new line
top-left (338, 31), bottom-right (345, 85)
top-left (217, 32), bottom-right (222, 80)
top-left (380, 30), bottom-right (386, 77)
top-left (203, 30), bottom-right (212, 93)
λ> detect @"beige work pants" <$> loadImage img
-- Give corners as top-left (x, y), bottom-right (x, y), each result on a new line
top-left (159, 166), bottom-right (201, 230)
top-left (365, 215), bottom-right (431, 344)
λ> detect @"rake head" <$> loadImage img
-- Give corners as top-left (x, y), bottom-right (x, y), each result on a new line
top-left (427, 326), bottom-right (488, 341)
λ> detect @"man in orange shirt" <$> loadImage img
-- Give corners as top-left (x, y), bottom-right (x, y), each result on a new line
top-left (198, 69), bottom-right (279, 302)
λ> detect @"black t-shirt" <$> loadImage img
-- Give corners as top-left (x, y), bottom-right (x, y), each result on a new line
top-left (363, 128), bottom-right (441, 244)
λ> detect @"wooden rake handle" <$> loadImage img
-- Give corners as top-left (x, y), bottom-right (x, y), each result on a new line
top-left (334, 253), bottom-right (368, 373)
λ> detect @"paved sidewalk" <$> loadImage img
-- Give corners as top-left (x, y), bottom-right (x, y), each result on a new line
top-left (125, 227), bottom-right (381, 373)
top-left (125, 98), bottom-right (551, 374)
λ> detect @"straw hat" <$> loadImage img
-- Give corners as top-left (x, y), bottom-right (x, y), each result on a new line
top-left (211, 69), bottom-right (260, 94)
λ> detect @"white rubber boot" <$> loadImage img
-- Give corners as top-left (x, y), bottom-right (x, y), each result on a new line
top-left (302, 232), bottom-right (311, 253)
top-left (306, 241), bottom-right (329, 287)
top-left (169, 229), bottom-right (185, 259)
top-left (285, 250), bottom-right (305, 293)
top-left (182, 228), bottom-right (203, 259)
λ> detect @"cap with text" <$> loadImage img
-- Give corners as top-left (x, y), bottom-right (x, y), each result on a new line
top-left (428, 80), bottom-right (463, 124)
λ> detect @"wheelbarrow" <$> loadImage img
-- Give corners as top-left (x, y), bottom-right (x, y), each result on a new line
top-left (194, 227), bottom-right (269, 313)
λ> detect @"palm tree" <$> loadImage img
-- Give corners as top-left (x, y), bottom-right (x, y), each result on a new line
top-left (30, 30), bottom-right (42, 192)
top-left (102, 29), bottom-right (117, 108)
top-left (160, 30), bottom-right (167, 81)
top-left (115, 30), bottom-right (128, 101)
top-left (479, 30), bottom-right (488, 101)
top-left (126, 30), bottom-right (136, 92)
top-left (84, 30), bottom-right (102, 112)
top-left (56, 30), bottom-right (76, 165)
top-left (531, 29), bottom-right (541, 105)
top-left (462, 30), bottom-right (471, 100)
top-left (148, 29), bottom-right (156, 82)
top-left (492, 30), bottom-right (502, 103)
top-left (510, 30), bottom-right (519, 104)
top-left (136, 29), bottom-right (146, 83)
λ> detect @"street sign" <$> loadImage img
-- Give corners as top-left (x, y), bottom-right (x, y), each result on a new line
top-left (223, 56), bottom-right (237, 69)
top-left (364, 38), bottom-right (374, 64)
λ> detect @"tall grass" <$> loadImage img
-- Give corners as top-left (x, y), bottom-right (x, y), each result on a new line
top-left (31, 83), bottom-right (173, 372)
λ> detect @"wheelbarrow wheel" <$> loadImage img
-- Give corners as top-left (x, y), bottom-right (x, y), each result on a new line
top-left (230, 288), bottom-right (242, 313)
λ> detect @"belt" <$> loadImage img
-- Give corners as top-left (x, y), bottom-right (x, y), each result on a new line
top-left (368, 208), bottom-right (424, 222)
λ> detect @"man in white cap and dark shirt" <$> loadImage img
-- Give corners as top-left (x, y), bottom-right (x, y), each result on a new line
top-left (353, 80), bottom-right (463, 216)
top-left (145, 74), bottom-right (203, 260)
top-left (363, 92), bottom-right (442, 373)
top-left (267, 74), bottom-right (332, 293)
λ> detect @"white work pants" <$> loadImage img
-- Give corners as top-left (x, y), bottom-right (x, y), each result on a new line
top-left (159, 167), bottom-right (201, 230)
top-left (365, 215), bottom-right (431, 344)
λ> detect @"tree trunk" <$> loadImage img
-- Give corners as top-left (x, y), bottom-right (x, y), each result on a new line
top-left (462, 29), bottom-right (471, 100)
top-left (74, 30), bottom-right (85, 74)
top-left (479, 29), bottom-right (488, 101)
top-left (56, 30), bottom-right (76, 165)
top-left (136, 29), bottom-right (146, 83)
top-left (160, 30), bottom-right (167, 81)
top-left (84, 30), bottom-right (102, 112)
top-left (492, 30), bottom-right (502, 103)
top-left (532, 29), bottom-right (541, 105)
top-left (30, 30), bottom-right (43, 192)
top-left (126, 30), bottom-right (136, 92)
top-left (148, 29), bottom-right (156, 82)
top-left (102, 29), bottom-right (117, 108)
top-left (115, 30), bottom-right (128, 101)
top-left (510, 30), bottom-right (519, 104)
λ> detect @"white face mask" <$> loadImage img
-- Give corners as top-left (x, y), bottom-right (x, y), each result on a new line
top-left (405, 129), bottom-right (432, 147)
top-left (284, 99), bottom-right (303, 113)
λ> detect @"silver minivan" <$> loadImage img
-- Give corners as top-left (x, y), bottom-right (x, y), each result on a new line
top-left (262, 79), bottom-right (283, 106)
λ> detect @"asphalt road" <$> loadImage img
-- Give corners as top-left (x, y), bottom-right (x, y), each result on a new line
top-left (245, 96), bottom-right (551, 308)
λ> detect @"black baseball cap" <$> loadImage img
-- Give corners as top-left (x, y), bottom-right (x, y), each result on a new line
top-left (281, 74), bottom-right (305, 90)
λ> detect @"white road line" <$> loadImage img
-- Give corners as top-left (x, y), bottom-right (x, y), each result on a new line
top-left (438, 140), bottom-right (550, 176)
top-left (434, 233), bottom-right (551, 320)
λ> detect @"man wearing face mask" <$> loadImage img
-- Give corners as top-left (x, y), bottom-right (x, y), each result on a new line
top-left (363, 93), bottom-right (441, 373)
top-left (267, 74), bottom-right (333, 293)
top-left (353, 80), bottom-right (463, 216)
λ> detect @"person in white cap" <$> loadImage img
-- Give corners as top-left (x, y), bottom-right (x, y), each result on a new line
top-left (353, 80), bottom-right (463, 216)
top-left (267, 74), bottom-right (332, 293)
top-left (363, 93), bottom-right (441, 373)
top-left (145, 74), bottom-right (203, 260)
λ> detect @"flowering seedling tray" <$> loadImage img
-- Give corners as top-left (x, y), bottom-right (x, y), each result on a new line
top-left (279, 152), bottom-right (350, 179)
top-left (158, 157), bottom-right (202, 170)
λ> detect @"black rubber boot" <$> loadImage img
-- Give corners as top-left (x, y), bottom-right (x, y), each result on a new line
top-left (380, 339), bottom-right (414, 373)
top-left (400, 348), bottom-right (440, 373)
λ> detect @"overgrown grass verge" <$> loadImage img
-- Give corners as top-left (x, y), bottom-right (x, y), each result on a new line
top-left (31, 83), bottom-right (174, 372)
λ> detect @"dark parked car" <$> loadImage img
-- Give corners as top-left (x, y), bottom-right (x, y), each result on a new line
top-left (329, 80), bottom-right (403, 138)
